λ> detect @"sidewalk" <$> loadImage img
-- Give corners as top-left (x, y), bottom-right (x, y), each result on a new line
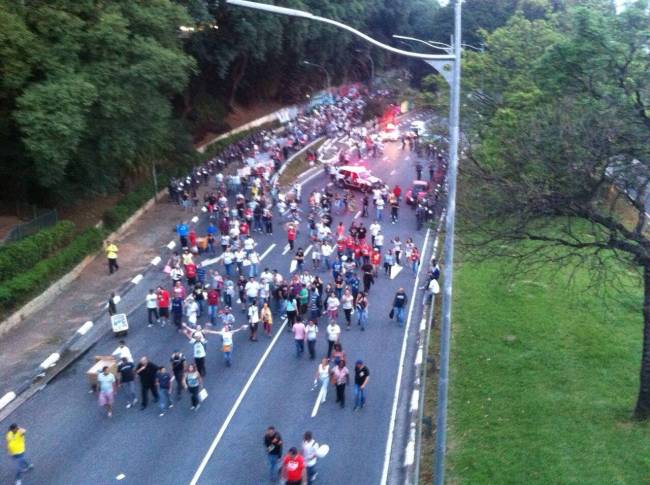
top-left (0, 196), bottom-right (185, 405)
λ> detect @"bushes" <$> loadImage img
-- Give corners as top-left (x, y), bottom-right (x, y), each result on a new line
top-left (0, 227), bottom-right (104, 311)
top-left (102, 180), bottom-right (161, 231)
top-left (0, 221), bottom-right (76, 283)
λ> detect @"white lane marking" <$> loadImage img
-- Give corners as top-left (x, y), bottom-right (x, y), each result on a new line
top-left (77, 321), bottom-right (93, 336)
top-left (380, 227), bottom-right (431, 485)
top-left (40, 353), bottom-right (61, 370)
top-left (201, 206), bottom-right (208, 213)
top-left (311, 385), bottom-right (326, 418)
top-left (390, 169), bottom-right (397, 176)
top-left (191, 216), bottom-right (199, 223)
top-left (410, 389), bottom-right (420, 412)
top-left (354, 211), bottom-right (361, 220)
top-left (390, 264), bottom-right (403, 279)
top-left (113, 295), bottom-right (121, 304)
top-left (304, 245), bottom-right (313, 256)
top-left (405, 156), bottom-right (410, 161)
top-left (189, 319), bottom-right (289, 485)
top-left (167, 241), bottom-right (176, 250)
top-left (414, 348), bottom-right (423, 366)
top-left (282, 244), bottom-right (291, 255)
top-left (150, 256), bottom-right (161, 266)
top-left (301, 169), bottom-right (323, 186)
top-left (116, 474), bottom-right (126, 480)
top-left (201, 255), bottom-right (223, 267)
top-left (259, 243), bottom-right (276, 261)
top-left (0, 392), bottom-right (17, 411)
top-left (290, 259), bottom-right (297, 274)
top-left (131, 274), bottom-right (143, 285)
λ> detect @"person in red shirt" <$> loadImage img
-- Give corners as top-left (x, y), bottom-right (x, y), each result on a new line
top-left (189, 228), bottom-right (197, 249)
top-left (240, 220), bottom-right (250, 237)
top-left (336, 237), bottom-right (346, 258)
top-left (393, 184), bottom-right (402, 201)
top-left (287, 223), bottom-right (297, 251)
top-left (185, 262), bottom-right (197, 286)
top-left (156, 287), bottom-right (170, 326)
top-left (282, 447), bottom-right (305, 485)
top-left (370, 247), bottom-right (381, 276)
top-left (207, 288), bottom-right (219, 325)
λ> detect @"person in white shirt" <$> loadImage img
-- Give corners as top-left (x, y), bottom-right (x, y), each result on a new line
top-left (326, 320), bottom-right (341, 358)
top-left (315, 357), bottom-right (330, 403)
top-left (306, 320), bottom-right (319, 359)
top-left (369, 221), bottom-right (381, 247)
top-left (145, 289), bottom-right (159, 327)
top-left (247, 300), bottom-right (260, 341)
top-left (185, 296), bottom-right (199, 326)
top-left (243, 236), bottom-right (256, 254)
top-left (302, 431), bottom-right (320, 483)
top-left (321, 242), bottom-right (333, 270)
top-left (112, 340), bottom-right (133, 363)
top-left (204, 324), bottom-right (246, 367)
top-left (245, 278), bottom-right (260, 304)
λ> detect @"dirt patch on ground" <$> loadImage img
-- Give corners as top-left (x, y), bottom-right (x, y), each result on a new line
top-left (59, 194), bottom-right (122, 233)
top-left (0, 215), bottom-right (22, 240)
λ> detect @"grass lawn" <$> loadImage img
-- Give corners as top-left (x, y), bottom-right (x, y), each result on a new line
top-left (278, 139), bottom-right (325, 187)
top-left (443, 243), bottom-right (650, 484)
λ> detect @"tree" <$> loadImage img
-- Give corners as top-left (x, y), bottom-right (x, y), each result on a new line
top-left (461, 1), bottom-right (650, 418)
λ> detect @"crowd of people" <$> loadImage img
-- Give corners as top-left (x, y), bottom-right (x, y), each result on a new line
top-left (90, 88), bottom-right (445, 485)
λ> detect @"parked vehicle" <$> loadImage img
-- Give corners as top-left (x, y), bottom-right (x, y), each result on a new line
top-left (334, 165), bottom-right (387, 192)
top-left (405, 180), bottom-right (430, 206)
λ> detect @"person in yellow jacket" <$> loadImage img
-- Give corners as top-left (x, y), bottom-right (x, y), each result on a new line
top-left (6, 423), bottom-right (33, 484)
top-left (105, 241), bottom-right (119, 274)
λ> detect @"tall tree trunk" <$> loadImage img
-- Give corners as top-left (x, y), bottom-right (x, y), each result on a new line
top-left (228, 54), bottom-right (248, 109)
top-left (634, 263), bottom-right (650, 420)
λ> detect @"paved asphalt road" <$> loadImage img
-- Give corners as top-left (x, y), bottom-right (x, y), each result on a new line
top-left (1, 112), bottom-right (441, 485)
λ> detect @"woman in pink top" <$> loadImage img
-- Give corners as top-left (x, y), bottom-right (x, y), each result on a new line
top-left (173, 281), bottom-right (186, 299)
top-left (292, 319), bottom-right (306, 358)
top-left (332, 360), bottom-right (349, 408)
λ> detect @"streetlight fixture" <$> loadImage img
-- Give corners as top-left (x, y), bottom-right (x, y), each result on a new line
top-left (302, 60), bottom-right (331, 92)
top-left (225, 2), bottom-right (462, 485)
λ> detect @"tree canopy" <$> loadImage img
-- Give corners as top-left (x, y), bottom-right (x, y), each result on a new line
top-left (460, 0), bottom-right (650, 418)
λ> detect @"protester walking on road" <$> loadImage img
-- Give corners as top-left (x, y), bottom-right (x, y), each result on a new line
top-left (292, 319), bottom-right (306, 358)
top-left (391, 288), bottom-right (408, 327)
top-left (105, 241), bottom-right (119, 274)
top-left (264, 426), bottom-right (283, 483)
top-left (97, 365), bottom-right (117, 418)
top-left (353, 360), bottom-right (370, 410)
top-left (306, 320), bottom-right (318, 359)
top-left (282, 447), bottom-right (306, 485)
top-left (332, 359), bottom-right (350, 408)
top-left (302, 431), bottom-right (319, 484)
top-left (326, 320), bottom-right (341, 358)
top-left (355, 292), bottom-right (369, 330)
top-left (6, 424), bottom-right (33, 485)
top-left (316, 358), bottom-right (330, 403)
top-left (157, 287), bottom-right (170, 327)
top-left (157, 367), bottom-right (174, 416)
top-left (261, 302), bottom-right (273, 336)
top-left (117, 357), bottom-right (137, 408)
top-left (204, 324), bottom-right (246, 367)
top-left (146, 289), bottom-right (159, 326)
top-left (184, 363), bottom-right (203, 410)
top-left (135, 357), bottom-right (159, 410)
top-left (170, 351), bottom-right (186, 399)
top-left (107, 292), bottom-right (118, 316)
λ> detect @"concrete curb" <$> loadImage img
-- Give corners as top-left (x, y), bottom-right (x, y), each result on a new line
top-left (403, 210), bottom-right (445, 485)
top-left (271, 136), bottom-right (325, 186)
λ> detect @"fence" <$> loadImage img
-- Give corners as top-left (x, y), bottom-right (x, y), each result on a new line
top-left (2, 209), bottom-right (58, 244)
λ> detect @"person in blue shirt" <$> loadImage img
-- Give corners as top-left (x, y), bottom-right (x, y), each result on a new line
top-left (171, 297), bottom-right (183, 329)
top-left (176, 221), bottom-right (189, 248)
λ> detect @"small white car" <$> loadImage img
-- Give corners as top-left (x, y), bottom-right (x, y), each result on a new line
top-left (380, 123), bottom-right (401, 142)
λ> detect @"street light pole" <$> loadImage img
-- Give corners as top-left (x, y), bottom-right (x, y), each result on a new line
top-left (303, 60), bottom-right (331, 92)
top-left (434, 1), bottom-right (462, 484)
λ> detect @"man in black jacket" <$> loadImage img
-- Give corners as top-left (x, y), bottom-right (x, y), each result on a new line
top-left (135, 356), bottom-right (159, 410)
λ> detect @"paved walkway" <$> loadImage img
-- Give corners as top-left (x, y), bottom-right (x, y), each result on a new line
top-left (0, 196), bottom-right (188, 399)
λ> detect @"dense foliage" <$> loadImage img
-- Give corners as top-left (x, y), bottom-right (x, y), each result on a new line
top-left (459, 0), bottom-right (650, 417)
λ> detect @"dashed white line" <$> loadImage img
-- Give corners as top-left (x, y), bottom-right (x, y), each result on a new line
top-left (282, 244), bottom-right (291, 255)
top-left (0, 392), bottom-right (16, 411)
top-left (303, 245), bottom-right (313, 256)
top-left (201, 255), bottom-right (224, 267)
top-left (39, 353), bottom-right (60, 370)
top-left (191, 216), bottom-right (199, 223)
top-left (116, 474), bottom-right (126, 481)
top-left (189, 319), bottom-right (289, 485)
top-left (167, 241), bottom-right (176, 250)
top-left (410, 389), bottom-right (420, 412)
top-left (77, 321), bottom-right (93, 336)
top-left (311, 385), bottom-right (326, 418)
top-left (259, 243), bottom-right (276, 261)
top-left (150, 256), bottom-right (161, 266)
top-left (390, 264), bottom-right (403, 279)
top-left (131, 274), bottom-right (144, 285)
top-left (354, 211), bottom-right (362, 219)
top-left (390, 169), bottom-right (397, 176)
